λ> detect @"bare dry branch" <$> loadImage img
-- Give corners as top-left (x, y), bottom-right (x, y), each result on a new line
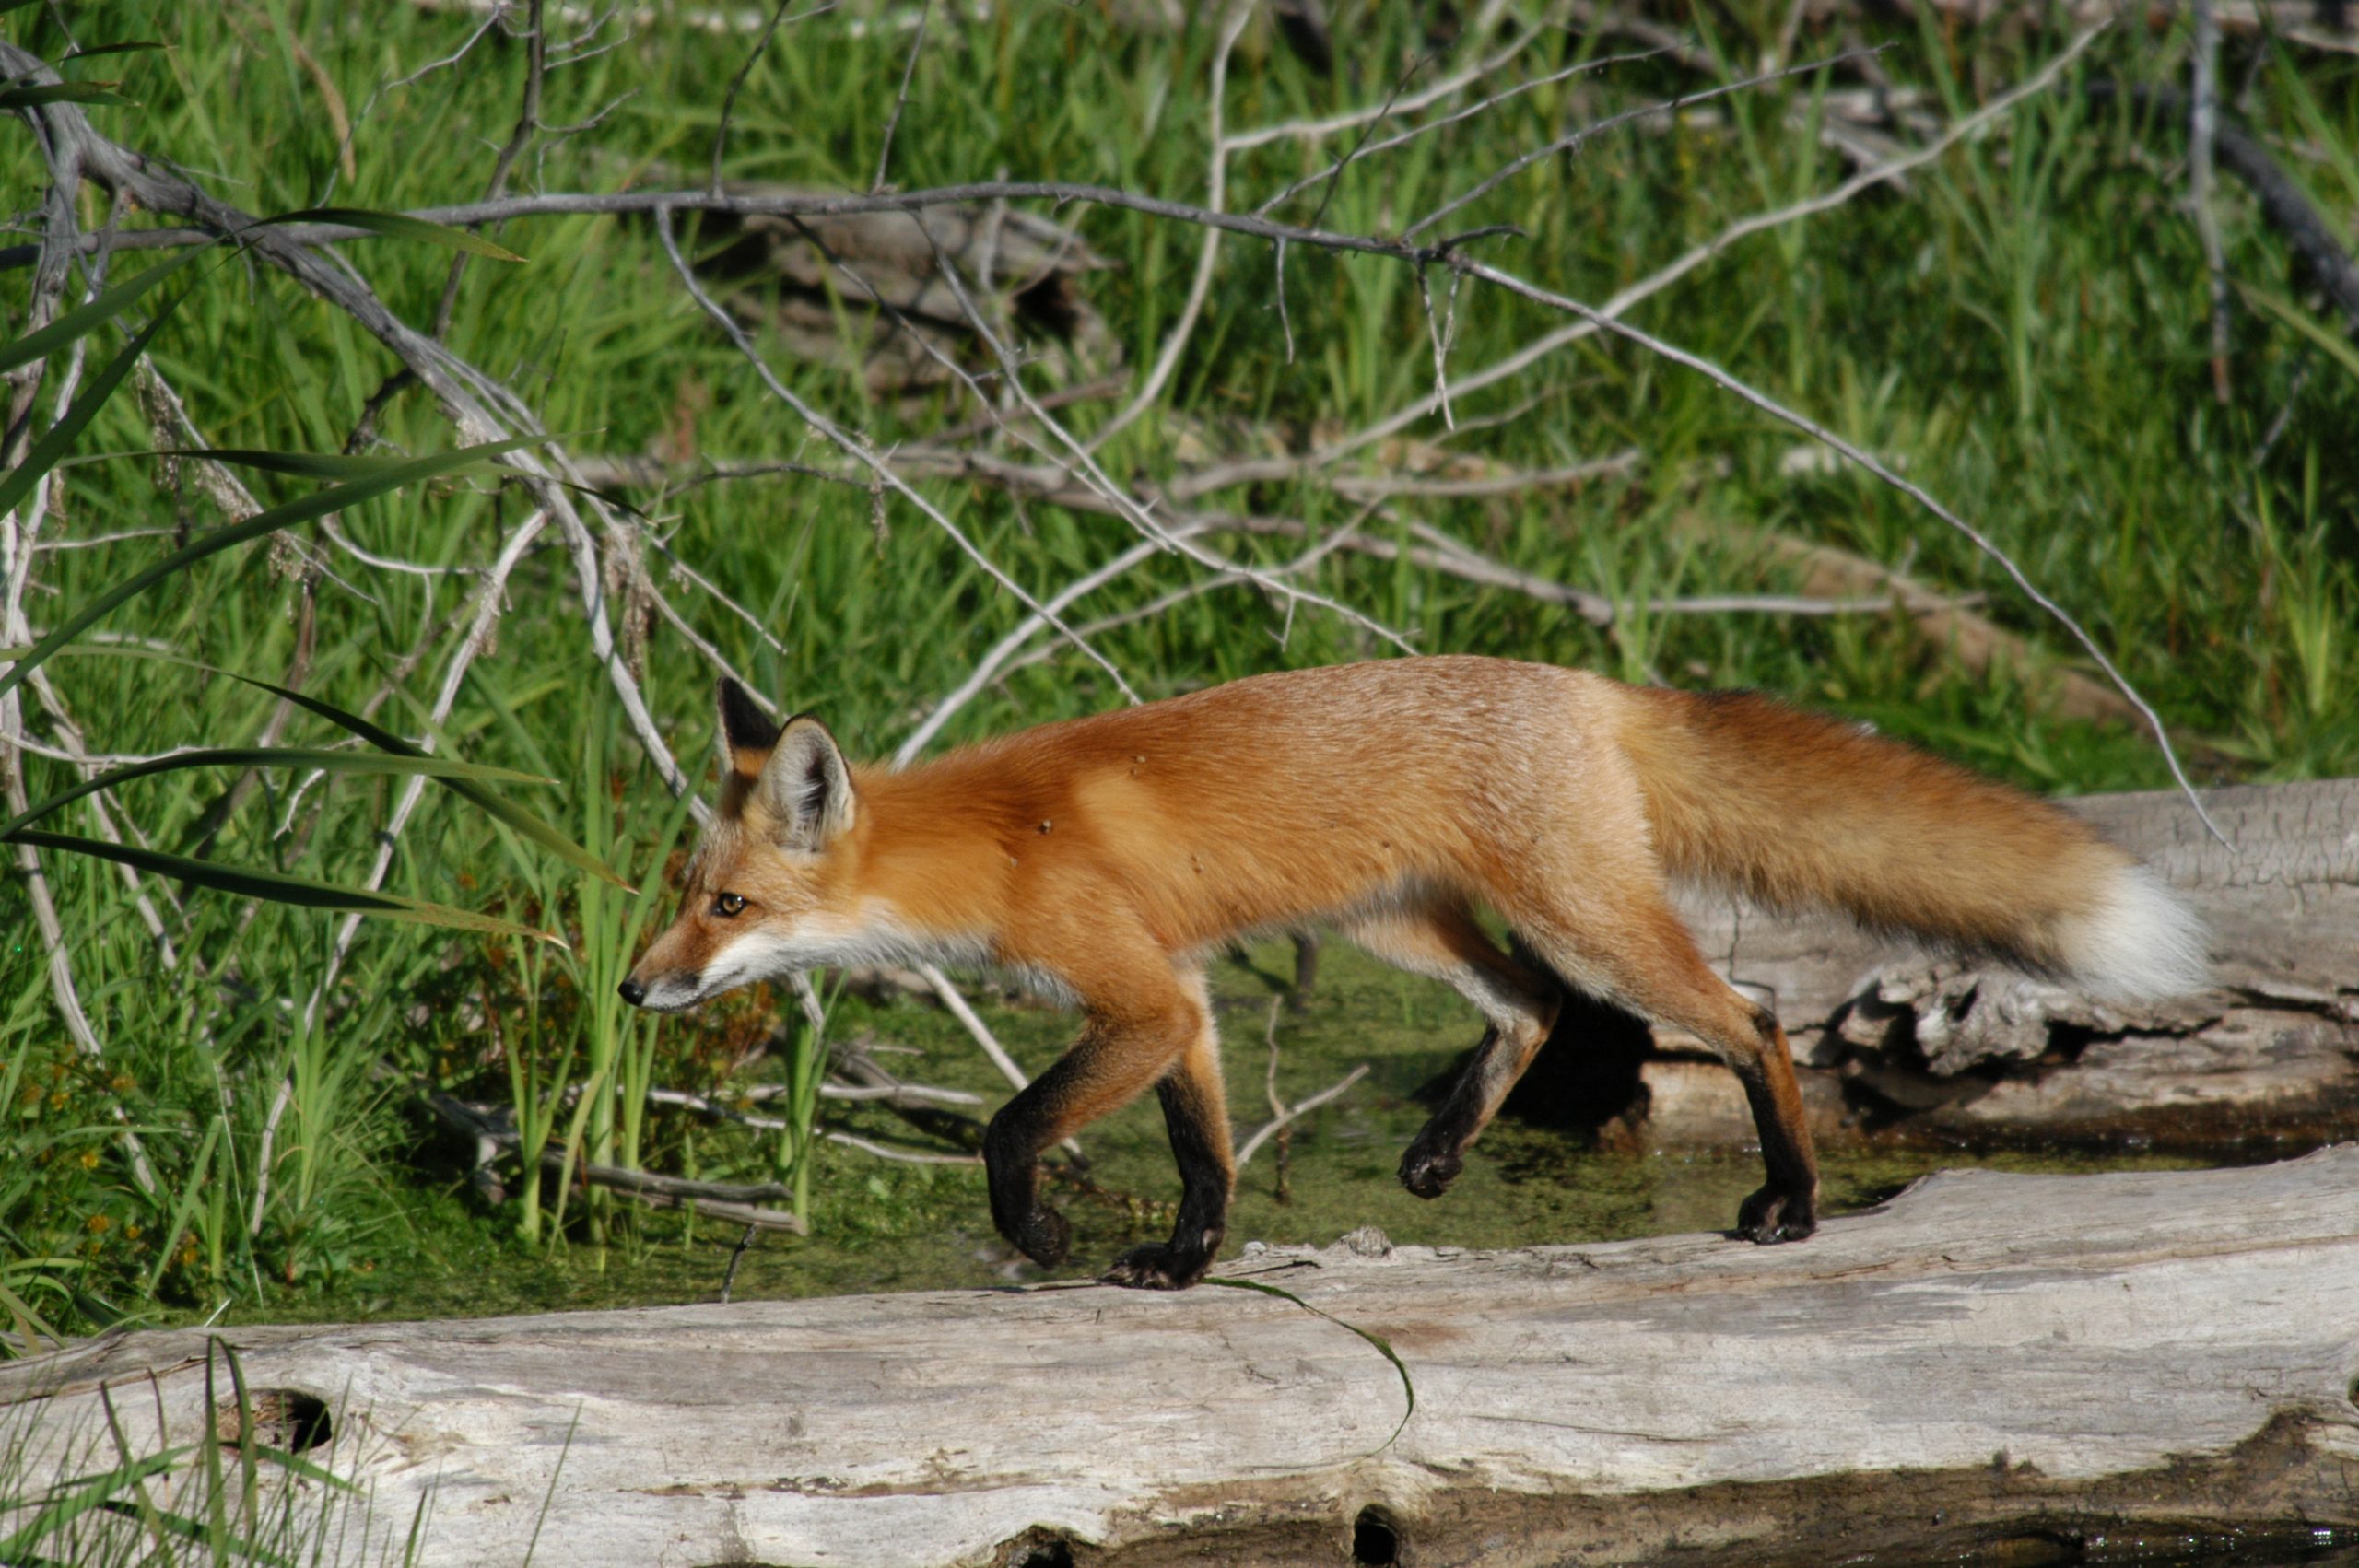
top-left (422, 1092), bottom-right (811, 1231)
top-left (1444, 250), bottom-right (2225, 844)
top-left (869, 0), bottom-right (930, 194)
top-left (711, 0), bottom-right (837, 195)
top-left (1090, 2), bottom-right (1253, 451)
top-left (650, 205), bottom-right (1141, 703)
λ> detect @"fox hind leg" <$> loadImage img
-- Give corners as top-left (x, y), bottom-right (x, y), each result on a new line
top-left (1342, 905), bottom-right (1561, 1201)
top-left (1510, 895), bottom-right (1820, 1244)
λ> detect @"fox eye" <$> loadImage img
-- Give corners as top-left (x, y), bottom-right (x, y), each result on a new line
top-left (712, 892), bottom-right (746, 918)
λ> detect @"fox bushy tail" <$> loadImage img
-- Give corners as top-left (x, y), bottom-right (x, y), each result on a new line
top-left (1616, 687), bottom-right (2207, 1002)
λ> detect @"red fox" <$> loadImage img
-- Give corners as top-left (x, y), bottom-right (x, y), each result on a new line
top-left (620, 657), bottom-right (2206, 1290)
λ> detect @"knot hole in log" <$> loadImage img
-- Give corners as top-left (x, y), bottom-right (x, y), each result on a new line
top-left (1000, 1532), bottom-right (1075, 1568)
top-left (1352, 1504), bottom-right (1406, 1565)
top-left (213, 1387), bottom-right (333, 1453)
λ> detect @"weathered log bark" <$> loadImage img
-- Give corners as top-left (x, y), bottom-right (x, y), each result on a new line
top-left (1632, 778), bottom-right (2359, 1148)
top-left (693, 190), bottom-right (1120, 398)
top-left (6, 1152), bottom-right (2359, 1567)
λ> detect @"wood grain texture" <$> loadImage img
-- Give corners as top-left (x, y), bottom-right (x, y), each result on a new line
top-left (7, 1150), bottom-right (2359, 1566)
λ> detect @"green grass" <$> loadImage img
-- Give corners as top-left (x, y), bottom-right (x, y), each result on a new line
top-left (0, 0), bottom-right (2353, 1362)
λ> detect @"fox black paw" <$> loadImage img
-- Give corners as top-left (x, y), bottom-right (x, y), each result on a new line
top-left (1101, 1241), bottom-right (1214, 1291)
top-left (1013, 1206), bottom-right (1073, 1268)
top-left (1397, 1138), bottom-right (1463, 1200)
top-left (1736, 1183), bottom-right (1817, 1245)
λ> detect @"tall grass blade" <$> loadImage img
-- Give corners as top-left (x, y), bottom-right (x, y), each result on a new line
top-left (0, 1446), bottom-right (194, 1560)
top-left (0, 746), bottom-right (545, 839)
top-left (140, 1117), bottom-right (223, 1297)
top-left (0, 1280), bottom-right (56, 1357)
top-left (158, 448), bottom-right (413, 478)
top-left (0, 80), bottom-right (133, 108)
top-left (380, 680), bottom-right (631, 887)
top-left (0, 434), bottom-right (542, 702)
top-left (0, 647), bottom-right (623, 886)
top-left (109, 1500), bottom-right (295, 1567)
top-left (3, 828), bottom-right (558, 941)
top-left (2239, 283), bottom-right (2359, 387)
top-left (0, 250), bottom-right (205, 374)
top-left (0, 290), bottom-right (180, 524)
top-left (250, 1445), bottom-right (356, 1492)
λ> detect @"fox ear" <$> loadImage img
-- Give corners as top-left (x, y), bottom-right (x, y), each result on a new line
top-left (716, 677), bottom-right (782, 781)
top-left (757, 716), bottom-right (856, 850)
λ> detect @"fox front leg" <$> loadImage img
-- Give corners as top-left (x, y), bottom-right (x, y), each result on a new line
top-left (981, 1088), bottom-right (1075, 1270)
top-left (1101, 1029), bottom-right (1234, 1291)
top-left (980, 991), bottom-right (1204, 1280)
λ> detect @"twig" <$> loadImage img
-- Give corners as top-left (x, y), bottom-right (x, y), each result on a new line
top-left (1402, 45), bottom-right (1884, 240)
top-left (422, 1091), bottom-right (809, 1231)
top-left (893, 531), bottom-right (1179, 766)
top-left (0, 169), bottom-right (162, 1196)
top-left (1088, 2), bottom-right (1253, 451)
top-left (336, 0), bottom-right (513, 193)
top-left (1259, 998), bottom-right (1290, 1197)
top-left (431, 0), bottom-right (545, 340)
top-left (2089, 79), bottom-right (2359, 335)
top-left (1226, 12), bottom-right (1558, 150)
top-left (1293, 43), bottom-right (1438, 235)
top-left (823, 1131), bottom-right (979, 1166)
top-left (1195, 510), bottom-right (1614, 627)
top-left (650, 1077), bottom-right (981, 1120)
top-left (924, 241), bottom-right (1419, 657)
top-left (1447, 252), bottom-right (2227, 847)
top-left (588, 443), bottom-right (1637, 509)
top-left (623, 1190), bottom-right (804, 1230)
top-left (0, 40), bottom-right (698, 813)
top-left (719, 1223), bottom-right (759, 1303)
top-left (915, 961), bottom-right (1030, 1097)
top-left (2249, 353), bottom-right (2313, 467)
top-left (650, 205), bottom-right (1140, 703)
top-left (710, 0), bottom-right (836, 196)
top-left (580, 1076), bottom-right (982, 1163)
top-left (869, 0), bottom-right (929, 194)
top-left (1238, 1066), bottom-right (1367, 1170)
top-left (1314, 22), bottom-right (2110, 470)
top-left (1251, 46), bottom-right (1665, 218)
top-left (644, 541), bottom-right (803, 664)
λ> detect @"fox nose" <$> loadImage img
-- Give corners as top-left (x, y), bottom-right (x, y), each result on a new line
top-left (617, 977), bottom-right (646, 1007)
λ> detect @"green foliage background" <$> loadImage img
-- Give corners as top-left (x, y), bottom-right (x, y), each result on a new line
top-left (1, 0), bottom-right (2353, 1344)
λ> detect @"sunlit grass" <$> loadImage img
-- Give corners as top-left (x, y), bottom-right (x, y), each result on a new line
top-left (0, 0), bottom-right (2352, 1347)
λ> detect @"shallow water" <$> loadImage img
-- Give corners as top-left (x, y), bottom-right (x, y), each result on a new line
top-left (212, 938), bottom-right (2314, 1322)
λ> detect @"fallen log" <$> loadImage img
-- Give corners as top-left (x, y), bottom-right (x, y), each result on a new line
top-left (1634, 777), bottom-right (2359, 1148)
top-left (6, 1151), bottom-right (2359, 1567)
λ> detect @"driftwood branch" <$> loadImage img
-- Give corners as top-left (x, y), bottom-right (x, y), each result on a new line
top-left (7, 1151), bottom-right (2358, 1566)
top-left (421, 1091), bottom-right (809, 1232)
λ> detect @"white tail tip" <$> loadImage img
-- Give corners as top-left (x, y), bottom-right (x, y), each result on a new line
top-left (2061, 864), bottom-right (2210, 1002)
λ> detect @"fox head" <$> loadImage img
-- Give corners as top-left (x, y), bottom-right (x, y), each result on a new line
top-left (618, 679), bottom-right (863, 1012)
